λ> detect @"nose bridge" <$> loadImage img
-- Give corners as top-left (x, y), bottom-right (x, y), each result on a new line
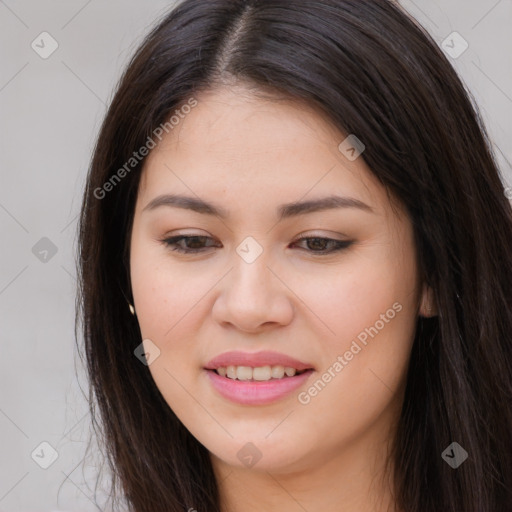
top-left (230, 241), bottom-right (274, 300)
top-left (212, 238), bottom-right (294, 330)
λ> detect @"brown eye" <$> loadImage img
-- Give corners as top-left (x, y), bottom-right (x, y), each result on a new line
top-left (162, 235), bottom-right (220, 253)
top-left (291, 236), bottom-right (353, 254)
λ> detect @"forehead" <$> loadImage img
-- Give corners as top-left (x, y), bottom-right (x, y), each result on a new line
top-left (137, 86), bottom-right (391, 220)
top-left (154, 86), bottom-right (345, 162)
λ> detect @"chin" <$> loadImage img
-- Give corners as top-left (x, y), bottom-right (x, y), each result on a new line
top-left (206, 434), bottom-right (310, 473)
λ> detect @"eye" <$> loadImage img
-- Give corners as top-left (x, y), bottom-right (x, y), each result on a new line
top-left (161, 235), bottom-right (220, 254)
top-left (290, 234), bottom-right (353, 254)
top-left (160, 234), bottom-right (353, 255)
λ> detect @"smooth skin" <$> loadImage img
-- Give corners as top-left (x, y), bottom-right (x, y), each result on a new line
top-left (129, 84), bottom-right (436, 512)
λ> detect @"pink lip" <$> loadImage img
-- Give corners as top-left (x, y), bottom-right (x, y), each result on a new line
top-left (204, 350), bottom-right (314, 371)
top-left (205, 368), bottom-right (315, 405)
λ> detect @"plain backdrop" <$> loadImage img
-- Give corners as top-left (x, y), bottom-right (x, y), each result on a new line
top-left (0, 1), bottom-right (511, 511)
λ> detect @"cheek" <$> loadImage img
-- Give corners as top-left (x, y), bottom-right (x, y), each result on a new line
top-left (300, 248), bottom-right (415, 344)
top-left (130, 252), bottom-right (210, 416)
top-left (292, 286), bottom-right (416, 445)
top-left (130, 238), bottom-right (206, 340)
top-left (298, 243), bottom-right (418, 399)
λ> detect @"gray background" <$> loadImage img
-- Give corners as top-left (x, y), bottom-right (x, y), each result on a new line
top-left (0, 1), bottom-right (511, 511)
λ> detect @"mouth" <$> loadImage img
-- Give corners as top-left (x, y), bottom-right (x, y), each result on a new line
top-left (204, 366), bottom-right (315, 405)
top-left (203, 351), bottom-right (315, 404)
top-left (208, 365), bottom-right (313, 381)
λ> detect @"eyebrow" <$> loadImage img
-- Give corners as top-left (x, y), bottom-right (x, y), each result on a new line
top-left (142, 193), bottom-right (375, 220)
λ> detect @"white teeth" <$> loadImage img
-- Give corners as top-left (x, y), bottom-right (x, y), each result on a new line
top-left (253, 366), bottom-right (272, 380)
top-left (215, 365), bottom-right (302, 381)
top-left (271, 365), bottom-right (285, 379)
top-left (226, 365), bottom-right (237, 379)
top-left (236, 366), bottom-right (253, 381)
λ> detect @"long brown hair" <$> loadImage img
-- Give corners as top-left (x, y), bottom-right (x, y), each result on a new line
top-left (75, 1), bottom-right (512, 510)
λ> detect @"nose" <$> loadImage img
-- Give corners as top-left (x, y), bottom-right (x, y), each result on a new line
top-left (211, 250), bottom-right (294, 333)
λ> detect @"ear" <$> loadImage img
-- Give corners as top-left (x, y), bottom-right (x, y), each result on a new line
top-left (419, 282), bottom-right (437, 318)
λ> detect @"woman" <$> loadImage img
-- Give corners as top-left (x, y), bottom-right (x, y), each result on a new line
top-left (76, 0), bottom-right (512, 511)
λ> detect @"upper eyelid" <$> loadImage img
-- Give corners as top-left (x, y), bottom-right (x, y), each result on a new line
top-left (162, 229), bottom-right (348, 239)
top-left (162, 234), bottom-right (348, 244)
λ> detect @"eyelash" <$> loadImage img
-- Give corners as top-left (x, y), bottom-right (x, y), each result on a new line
top-left (160, 234), bottom-right (353, 255)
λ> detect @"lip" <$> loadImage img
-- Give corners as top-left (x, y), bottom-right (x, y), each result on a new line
top-left (205, 368), bottom-right (315, 405)
top-left (204, 350), bottom-right (315, 372)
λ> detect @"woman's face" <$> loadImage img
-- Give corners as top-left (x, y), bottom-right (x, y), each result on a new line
top-left (129, 85), bottom-right (429, 475)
